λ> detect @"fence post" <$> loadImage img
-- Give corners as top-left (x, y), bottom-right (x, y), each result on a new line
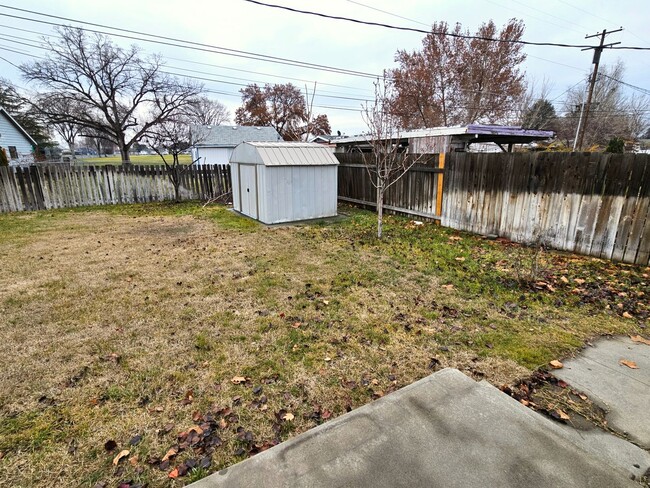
top-left (435, 153), bottom-right (446, 225)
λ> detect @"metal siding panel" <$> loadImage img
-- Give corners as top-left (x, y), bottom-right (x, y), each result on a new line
top-left (266, 167), bottom-right (277, 223)
top-left (326, 167), bottom-right (338, 216)
top-left (309, 166), bottom-right (318, 217)
top-left (232, 163), bottom-right (241, 211)
top-left (258, 165), bottom-right (267, 223)
top-left (283, 167), bottom-right (293, 222)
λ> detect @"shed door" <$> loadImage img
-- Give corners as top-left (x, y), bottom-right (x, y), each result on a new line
top-left (239, 164), bottom-right (258, 219)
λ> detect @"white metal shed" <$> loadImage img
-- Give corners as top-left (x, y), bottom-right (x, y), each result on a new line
top-left (230, 142), bottom-right (339, 224)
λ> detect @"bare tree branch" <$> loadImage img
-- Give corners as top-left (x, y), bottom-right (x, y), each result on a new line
top-left (21, 26), bottom-right (203, 163)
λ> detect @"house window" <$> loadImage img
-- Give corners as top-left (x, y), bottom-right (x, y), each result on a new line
top-left (8, 146), bottom-right (18, 159)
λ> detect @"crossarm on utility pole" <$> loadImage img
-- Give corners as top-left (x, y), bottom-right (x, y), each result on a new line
top-left (574, 27), bottom-right (622, 151)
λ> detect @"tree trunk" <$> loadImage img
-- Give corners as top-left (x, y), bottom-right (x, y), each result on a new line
top-left (174, 182), bottom-right (180, 203)
top-left (68, 140), bottom-right (76, 160)
top-left (118, 138), bottom-right (130, 165)
top-left (376, 179), bottom-right (384, 239)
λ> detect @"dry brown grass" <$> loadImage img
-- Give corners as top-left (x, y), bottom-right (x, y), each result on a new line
top-left (0, 203), bottom-right (644, 487)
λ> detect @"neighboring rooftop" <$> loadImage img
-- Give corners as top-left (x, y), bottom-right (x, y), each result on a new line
top-left (193, 125), bottom-right (281, 147)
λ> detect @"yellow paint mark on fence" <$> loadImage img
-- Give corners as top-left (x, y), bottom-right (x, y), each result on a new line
top-left (435, 153), bottom-right (445, 225)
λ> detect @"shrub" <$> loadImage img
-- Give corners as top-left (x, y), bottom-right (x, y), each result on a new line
top-left (605, 137), bottom-right (625, 153)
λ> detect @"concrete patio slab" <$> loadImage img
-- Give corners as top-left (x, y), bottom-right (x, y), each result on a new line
top-left (190, 368), bottom-right (639, 488)
top-left (553, 335), bottom-right (650, 449)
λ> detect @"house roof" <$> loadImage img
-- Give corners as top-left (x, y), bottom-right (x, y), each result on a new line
top-left (0, 106), bottom-right (38, 146)
top-left (334, 124), bottom-right (555, 146)
top-left (230, 142), bottom-right (339, 167)
top-left (193, 125), bottom-right (281, 147)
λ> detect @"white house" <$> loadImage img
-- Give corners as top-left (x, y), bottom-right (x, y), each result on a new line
top-left (0, 107), bottom-right (36, 165)
top-left (191, 125), bottom-right (281, 165)
top-left (230, 142), bottom-right (338, 224)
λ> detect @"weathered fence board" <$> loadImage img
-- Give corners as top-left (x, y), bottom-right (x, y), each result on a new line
top-left (0, 164), bottom-right (231, 212)
top-left (336, 153), bottom-right (444, 221)
top-left (442, 152), bottom-right (650, 266)
top-left (337, 151), bottom-right (649, 265)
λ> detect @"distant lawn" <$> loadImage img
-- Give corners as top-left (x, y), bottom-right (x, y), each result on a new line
top-left (0, 203), bottom-right (647, 487)
top-left (78, 154), bottom-right (192, 166)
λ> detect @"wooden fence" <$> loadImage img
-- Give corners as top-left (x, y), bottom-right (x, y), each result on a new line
top-left (0, 164), bottom-right (231, 212)
top-left (442, 152), bottom-right (650, 266)
top-left (336, 153), bottom-right (445, 220)
top-left (337, 151), bottom-right (650, 266)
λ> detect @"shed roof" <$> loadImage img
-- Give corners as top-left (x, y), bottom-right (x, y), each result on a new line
top-left (193, 125), bottom-right (281, 147)
top-left (230, 142), bottom-right (339, 166)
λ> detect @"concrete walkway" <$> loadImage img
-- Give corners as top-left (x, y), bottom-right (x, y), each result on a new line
top-left (553, 335), bottom-right (650, 450)
top-left (191, 366), bottom-right (647, 488)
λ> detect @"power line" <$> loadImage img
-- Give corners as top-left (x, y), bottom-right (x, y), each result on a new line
top-left (0, 4), bottom-right (380, 78)
top-left (343, 0), bottom-right (430, 28)
top-left (0, 21), bottom-right (374, 94)
top-left (242, 0), bottom-right (650, 50)
top-left (0, 31), bottom-right (375, 105)
top-left (598, 73), bottom-right (650, 97)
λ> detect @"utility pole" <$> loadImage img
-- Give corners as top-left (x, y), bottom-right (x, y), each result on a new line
top-left (575, 27), bottom-right (622, 151)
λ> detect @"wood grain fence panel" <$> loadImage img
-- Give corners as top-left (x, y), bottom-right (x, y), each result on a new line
top-left (621, 156), bottom-right (650, 263)
top-left (603, 155), bottom-right (635, 260)
top-left (337, 151), bottom-right (649, 265)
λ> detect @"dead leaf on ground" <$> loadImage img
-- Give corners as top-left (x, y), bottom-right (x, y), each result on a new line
top-left (619, 359), bottom-right (639, 369)
top-left (161, 446), bottom-right (178, 462)
top-left (560, 276), bottom-right (569, 284)
top-left (557, 409), bottom-right (570, 420)
top-left (549, 360), bottom-right (564, 369)
top-left (622, 311), bottom-right (634, 319)
top-left (630, 335), bottom-right (650, 346)
top-left (282, 412), bottom-right (295, 421)
top-left (455, 257), bottom-right (465, 262)
top-left (574, 278), bottom-right (586, 285)
top-left (129, 455), bottom-right (139, 467)
top-left (231, 376), bottom-right (247, 384)
top-left (168, 467), bottom-right (179, 479)
top-left (441, 284), bottom-right (454, 291)
top-left (112, 449), bottom-right (130, 466)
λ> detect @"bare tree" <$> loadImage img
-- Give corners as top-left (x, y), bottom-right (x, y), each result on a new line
top-left (142, 116), bottom-right (206, 202)
top-left (362, 78), bottom-right (427, 239)
top-left (183, 96), bottom-right (230, 126)
top-left (558, 61), bottom-right (650, 148)
top-left (37, 94), bottom-right (84, 158)
top-left (21, 26), bottom-right (202, 164)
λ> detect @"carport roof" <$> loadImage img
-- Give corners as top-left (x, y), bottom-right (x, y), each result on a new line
top-left (230, 142), bottom-right (339, 166)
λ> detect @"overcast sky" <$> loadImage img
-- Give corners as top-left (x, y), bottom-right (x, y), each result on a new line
top-left (0, 0), bottom-right (648, 135)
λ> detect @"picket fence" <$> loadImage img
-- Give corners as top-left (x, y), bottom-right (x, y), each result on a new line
top-left (0, 164), bottom-right (232, 212)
